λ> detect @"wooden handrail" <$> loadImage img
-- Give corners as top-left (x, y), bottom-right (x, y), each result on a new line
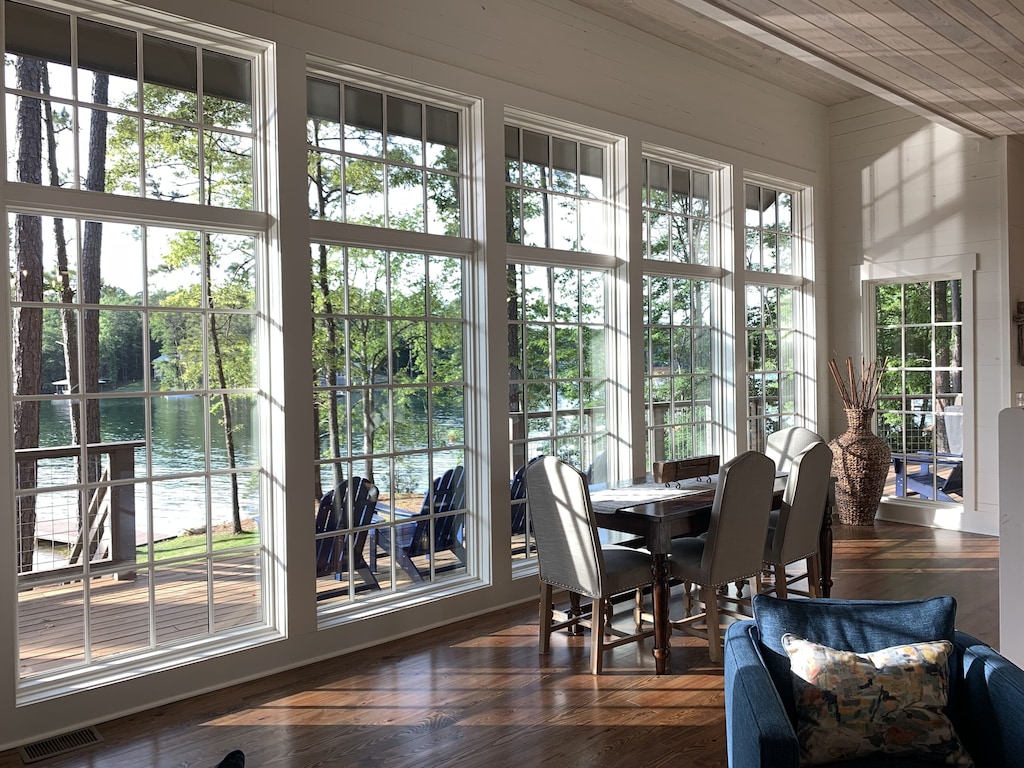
top-left (17, 441), bottom-right (144, 585)
top-left (15, 440), bottom-right (145, 462)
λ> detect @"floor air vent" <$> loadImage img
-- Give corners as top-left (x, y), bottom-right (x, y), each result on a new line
top-left (19, 727), bottom-right (103, 764)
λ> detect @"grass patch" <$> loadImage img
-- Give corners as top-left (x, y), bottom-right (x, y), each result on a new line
top-left (143, 529), bottom-right (259, 560)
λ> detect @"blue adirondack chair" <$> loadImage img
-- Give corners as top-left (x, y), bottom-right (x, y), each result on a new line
top-left (511, 456), bottom-right (546, 555)
top-left (374, 466), bottom-right (467, 583)
top-left (315, 476), bottom-right (380, 598)
top-left (893, 452), bottom-right (963, 502)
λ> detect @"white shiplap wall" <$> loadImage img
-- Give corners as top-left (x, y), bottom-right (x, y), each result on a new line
top-left (828, 94), bottom-right (1007, 536)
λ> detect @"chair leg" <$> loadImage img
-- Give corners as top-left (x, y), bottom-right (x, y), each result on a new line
top-left (704, 586), bottom-right (723, 664)
top-left (539, 581), bottom-right (554, 655)
top-left (568, 592), bottom-right (585, 635)
top-left (774, 564), bottom-right (788, 599)
top-left (807, 554), bottom-right (822, 597)
top-left (633, 587), bottom-right (644, 631)
top-left (591, 597), bottom-right (606, 675)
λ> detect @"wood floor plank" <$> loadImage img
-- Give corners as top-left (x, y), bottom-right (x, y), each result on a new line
top-left (0, 520), bottom-right (999, 768)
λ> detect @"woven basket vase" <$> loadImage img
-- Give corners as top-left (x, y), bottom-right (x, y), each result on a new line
top-left (829, 407), bottom-right (891, 525)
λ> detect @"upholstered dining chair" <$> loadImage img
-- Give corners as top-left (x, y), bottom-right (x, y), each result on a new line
top-left (761, 441), bottom-right (833, 598)
top-left (765, 426), bottom-right (825, 474)
top-left (666, 450), bottom-right (776, 663)
top-left (526, 456), bottom-right (655, 675)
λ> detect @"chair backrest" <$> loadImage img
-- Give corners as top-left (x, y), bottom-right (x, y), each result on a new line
top-left (315, 476), bottom-right (379, 577)
top-left (526, 456), bottom-right (605, 599)
top-left (407, 465), bottom-right (466, 557)
top-left (767, 442), bottom-right (833, 563)
top-left (701, 451), bottom-right (776, 585)
top-left (765, 426), bottom-right (825, 474)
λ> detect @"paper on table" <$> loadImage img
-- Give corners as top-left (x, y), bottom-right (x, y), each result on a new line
top-left (589, 484), bottom-right (708, 515)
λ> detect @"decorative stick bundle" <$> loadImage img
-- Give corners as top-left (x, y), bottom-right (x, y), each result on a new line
top-left (828, 356), bottom-right (886, 409)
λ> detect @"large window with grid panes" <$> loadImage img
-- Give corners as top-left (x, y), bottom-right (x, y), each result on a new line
top-left (641, 154), bottom-right (723, 470)
top-left (505, 115), bottom-right (616, 565)
top-left (874, 279), bottom-right (964, 504)
top-left (744, 180), bottom-right (811, 451)
top-left (306, 67), bottom-right (475, 610)
top-left (5, 0), bottom-right (271, 694)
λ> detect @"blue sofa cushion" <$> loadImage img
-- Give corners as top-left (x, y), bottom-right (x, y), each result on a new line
top-left (751, 594), bottom-right (957, 721)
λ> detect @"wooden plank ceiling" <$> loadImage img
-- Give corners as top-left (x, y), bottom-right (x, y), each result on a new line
top-left (568, 0), bottom-right (1024, 138)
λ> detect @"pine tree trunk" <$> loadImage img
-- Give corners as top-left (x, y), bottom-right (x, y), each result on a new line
top-left (13, 57), bottom-right (44, 572)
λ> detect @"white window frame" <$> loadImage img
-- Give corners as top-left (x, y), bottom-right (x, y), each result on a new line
top-left (4, 0), bottom-right (278, 703)
top-left (305, 61), bottom-right (483, 624)
top-left (741, 174), bottom-right (817, 451)
top-left (640, 146), bottom-right (728, 467)
top-left (860, 253), bottom-right (977, 509)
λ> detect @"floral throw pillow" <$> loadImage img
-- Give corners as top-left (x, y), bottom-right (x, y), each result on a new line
top-left (781, 634), bottom-right (973, 766)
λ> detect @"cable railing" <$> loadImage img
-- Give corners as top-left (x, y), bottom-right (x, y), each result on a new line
top-left (15, 440), bottom-right (145, 588)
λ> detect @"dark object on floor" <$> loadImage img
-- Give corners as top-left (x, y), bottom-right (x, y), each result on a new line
top-left (215, 750), bottom-right (245, 768)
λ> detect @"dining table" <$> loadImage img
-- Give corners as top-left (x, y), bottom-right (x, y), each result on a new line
top-left (590, 470), bottom-right (835, 675)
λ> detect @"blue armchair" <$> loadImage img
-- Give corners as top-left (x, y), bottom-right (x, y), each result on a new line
top-left (724, 595), bottom-right (1024, 768)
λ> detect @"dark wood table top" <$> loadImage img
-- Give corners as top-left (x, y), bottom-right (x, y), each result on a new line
top-left (592, 476), bottom-right (786, 553)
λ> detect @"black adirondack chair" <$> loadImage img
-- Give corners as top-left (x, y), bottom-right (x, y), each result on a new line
top-left (374, 466), bottom-right (466, 583)
top-left (315, 476), bottom-right (380, 598)
top-left (511, 456), bottom-right (544, 555)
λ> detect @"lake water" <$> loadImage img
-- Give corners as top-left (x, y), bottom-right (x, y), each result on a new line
top-left (34, 396), bottom-right (461, 539)
top-left (36, 395), bottom-right (261, 538)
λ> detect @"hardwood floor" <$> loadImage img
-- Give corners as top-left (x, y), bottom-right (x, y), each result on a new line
top-left (0, 520), bottom-right (998, 768)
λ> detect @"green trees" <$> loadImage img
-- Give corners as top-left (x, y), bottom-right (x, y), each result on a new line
top-left (307, 84), bottom-right (464, 499)
top-left (875, 281), bottom-right (963, 455)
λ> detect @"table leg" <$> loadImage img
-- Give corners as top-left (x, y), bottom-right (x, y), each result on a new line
top-left (651, 552), bottom-right (671, 674)
top-left (819, 482), bottom-right (836, 597)
top-left (567, 591), bottom-right (585, 635)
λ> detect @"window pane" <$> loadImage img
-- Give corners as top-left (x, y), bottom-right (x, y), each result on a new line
top-left (344, 86), bottom-right (383, 156)
top-left (203, 50), bottom-right (251, 131)
top-left (79, 18), bottom-right (137, 108)
top-left (143, 35), bottom-right (197, 122)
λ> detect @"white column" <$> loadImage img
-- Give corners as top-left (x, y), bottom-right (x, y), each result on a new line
top-left (999, 406), bottom-right (1024, 663)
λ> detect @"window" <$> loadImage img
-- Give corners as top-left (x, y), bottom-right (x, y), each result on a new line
top-left (642, 159), bottom-right (711, 265)
top-left (4, 1), bottom-right (255, 206)
top-left (876, 280), bottom-right (964, 503)
top-left (311, 245), bottom-right (468, 598)
top-left (645, 276), bottom-right (715, 466)
top-left (743, 180), bottom-right (809, 450)
top-left (307, 78), bottom-right (460, 234)
top-left (641, 155), bottom-right (721, 467)
top-left (507, 263), bottom-right (609, 560)
top-left (504, 124), bottom-right (607, 252)
top-left (744, 183), bottom-right (793, 274)
top-left (505, 117), bottom-right (615, 564)
top-left (6, 0), bottom-right (270, 691)
top-left (746, 285), bottom-right (797, 450)
top-left (307, 70), bottom-right (473, 607)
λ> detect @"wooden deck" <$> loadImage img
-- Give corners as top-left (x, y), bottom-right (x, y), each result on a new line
top-left (2, 519), bottom-right (999, 768)
top-left (18, 542), bottom-right (472, 678)
top-left (18, 554), bottom-right (265, 678)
